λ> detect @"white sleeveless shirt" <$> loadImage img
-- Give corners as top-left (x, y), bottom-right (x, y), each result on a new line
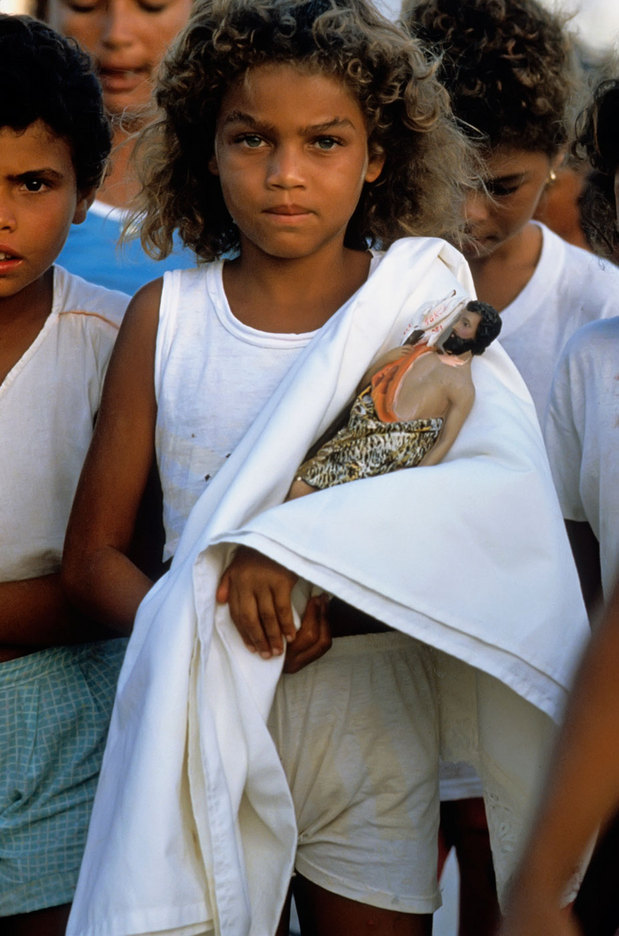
top-left (154, 264), bottom-right (317, 560)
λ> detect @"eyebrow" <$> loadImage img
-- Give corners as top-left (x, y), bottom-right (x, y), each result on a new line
top-left (9, 168), bottom-right (66, 182)
top-left (221, 111), bottom-right (356, 134)
top-left (486, 172), bottom-right (527, 183)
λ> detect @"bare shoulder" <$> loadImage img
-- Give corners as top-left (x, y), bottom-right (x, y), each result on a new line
top-left (107, 278), bottom-right (163, 369)
top-left (119, 277), bottom-right (162, 339)
top-left (98, 277), bottom-right (164, 416)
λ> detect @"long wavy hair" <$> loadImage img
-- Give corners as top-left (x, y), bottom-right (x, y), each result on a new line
top-left (128, 0), bottom-right (479, 261)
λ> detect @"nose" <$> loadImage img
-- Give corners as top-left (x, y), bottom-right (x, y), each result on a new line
top-left (0, 194), bottom-right (16, 232)
top-left (266, 144), bottom-right (305, 189)
top-left (100, 0), bottom-right (137, 48)
top-left (465, 189), bottom-right (491, 225)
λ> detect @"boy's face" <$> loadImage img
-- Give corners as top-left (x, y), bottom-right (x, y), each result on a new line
top-left (0, 121), bottom-right (91, 302)
top-left (47, 0), bottom-right (192, 120)
top-left (462, 146), bottom-right (560, 262)
top-left (451, 308), bottom-right (481, 341)
top-left (209, 63), bottom-right (384, 263)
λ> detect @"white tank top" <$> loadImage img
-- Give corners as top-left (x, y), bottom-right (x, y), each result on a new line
top-left (155, 264), bottom-right (317, 559)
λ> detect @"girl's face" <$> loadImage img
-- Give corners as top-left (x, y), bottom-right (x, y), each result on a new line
top-left (47, 0), bottom-right (192, 119)
top-left (463, 146), bottom-right (561, 261)
top-left (209, 63), bottom-right (384, 263)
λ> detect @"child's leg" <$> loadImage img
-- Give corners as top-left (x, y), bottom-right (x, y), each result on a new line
top-left (439, 798), bottom-right (499, 936)
top-left (2, 904), bottom-right (71, 936)
top-left (274, 884), bottom-right (293, 936)
top-left (293, 875), bottom-right (432, 936)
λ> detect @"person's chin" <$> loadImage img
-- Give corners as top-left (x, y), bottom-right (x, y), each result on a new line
top-left (462, 236), bottom-right (497, 260)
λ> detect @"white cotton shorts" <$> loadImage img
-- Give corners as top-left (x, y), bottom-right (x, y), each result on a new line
top-left (268, 631), bottom-right (442, 914)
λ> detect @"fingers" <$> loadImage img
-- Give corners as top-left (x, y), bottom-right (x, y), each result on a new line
top-left (215, 571), bottom-right (230, 604)
top-left (283, 594), bottom-right (332, 674)
top-left (218, 547), bottom-right (298, 659)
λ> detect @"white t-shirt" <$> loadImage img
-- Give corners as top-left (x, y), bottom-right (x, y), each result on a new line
top-left (544, 317), bottom-right (619, 602)
top-left (154, 263), bottom-right (318, 560)
top-left (499, 223), bottom-right (619, 422)
top-left (0, 266), bottom-right (128, 581)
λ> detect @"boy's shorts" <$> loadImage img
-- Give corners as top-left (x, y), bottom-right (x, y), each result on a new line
top-left (0, 638), bottom-right (127, 916)
top-left (269, 631), bottom-right (442, 915)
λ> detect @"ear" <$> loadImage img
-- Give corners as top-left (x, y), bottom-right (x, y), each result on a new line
top-left (208, 152), bottom-right (220, 177)
top-left (551, 149), bottom-right (565, 173)
top-left (73, 187), bottom-right (96, 225)
top-left (365, 146), bottom-right (385, 184)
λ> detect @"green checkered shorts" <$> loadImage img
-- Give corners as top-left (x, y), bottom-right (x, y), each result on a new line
top-left (0, 638), bottom-right (127, 916)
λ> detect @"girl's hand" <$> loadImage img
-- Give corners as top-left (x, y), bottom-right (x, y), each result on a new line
top-left (283, 593), bottom-right (332, 673)
top-left (217, 546), bottom-right (298, 657)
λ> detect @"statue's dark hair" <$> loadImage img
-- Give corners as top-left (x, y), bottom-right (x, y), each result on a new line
top-left (465, 299), bottom-right (502, 354)
top-left (0, 14), bottom-right (110, 192)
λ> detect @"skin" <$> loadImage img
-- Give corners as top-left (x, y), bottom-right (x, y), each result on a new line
top-left (209, 63), bottom-right (384, 331)
top-left (533, 161), bottom-right (591, 252)
top-left (0, 121), bottom-right (100, 666)
top-left (46, 0), bottom-right (192, 205)
top-left (463, 146), bottom-right (563, 311)
top-left (499, 579), bottom-right (619, 936)
top-left (287, 311), bottom-right (481, 500)
top-left (62, 62), bottom-right (382, 657)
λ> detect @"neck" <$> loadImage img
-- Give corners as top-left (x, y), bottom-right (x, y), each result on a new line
top-left (438, 349), bottom-right (472, 365)
top-left (0, 267), bottom-right (53, 327)
top-left (467, 222), bottom-right (542, 311)
top-left (223, 241), bottom-right (372, 333)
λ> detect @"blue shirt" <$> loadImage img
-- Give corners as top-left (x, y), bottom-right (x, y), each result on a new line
top-left (56, 200), bottom-right (197, 296)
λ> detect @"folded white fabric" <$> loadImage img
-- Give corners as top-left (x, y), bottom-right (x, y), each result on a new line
top-left (67, 238), bottom-right (588, 936)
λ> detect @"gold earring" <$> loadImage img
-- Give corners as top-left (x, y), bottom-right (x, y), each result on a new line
top-left (547, 169), bottom-right (557, 184)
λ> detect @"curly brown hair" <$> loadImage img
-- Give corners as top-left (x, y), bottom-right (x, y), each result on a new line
top-left (129, 0), bottom-right (479, 261)
top-left (573, 78), bottom-right (619, 259)
top-left (403, 0), bottom-right (576, 157)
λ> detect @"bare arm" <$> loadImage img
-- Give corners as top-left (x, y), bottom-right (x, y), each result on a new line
top-left (61, 280), bottom-right (163, 635)
top-left (418, 369), bottom-right (474, 467)
top-left (500, 578), bottom-right (619, 936)
top-left (0, 575), bottom-right (112, 660)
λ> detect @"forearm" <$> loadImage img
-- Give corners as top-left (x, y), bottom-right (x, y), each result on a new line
top-left (0, 573), bottom-right (113, 656)
top-left (62, 546), bottom-right (153, 636)
top-left (508, 585), bottom-right (619, 902)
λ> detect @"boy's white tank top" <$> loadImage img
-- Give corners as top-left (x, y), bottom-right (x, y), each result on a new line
top-left (155, 263), bottom-right (317, 560)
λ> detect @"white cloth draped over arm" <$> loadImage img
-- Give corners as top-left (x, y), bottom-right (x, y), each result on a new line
top-left (67, 238), bottom-right (589, 936)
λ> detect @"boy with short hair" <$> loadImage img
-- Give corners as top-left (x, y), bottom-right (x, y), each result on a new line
top-left (0, 15), bottom-right (129, 934)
